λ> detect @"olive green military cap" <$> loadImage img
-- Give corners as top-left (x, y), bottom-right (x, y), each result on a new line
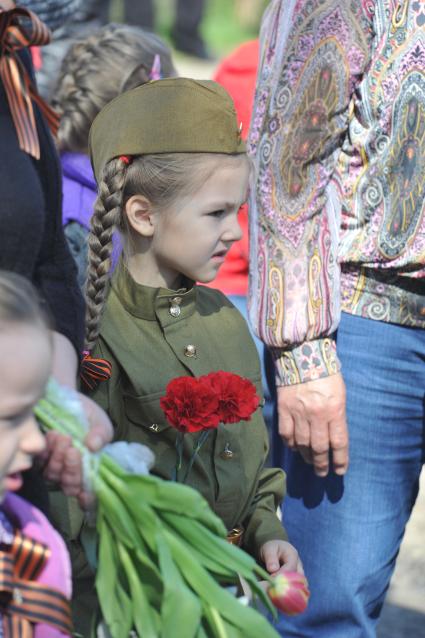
top-left (89, 77), bottom-right (246, 182)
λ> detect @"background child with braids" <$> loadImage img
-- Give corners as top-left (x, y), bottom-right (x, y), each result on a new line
top-left (71, 78), bottom-right (302, 633)
top-left (51, 23), bottom-right (176, 287)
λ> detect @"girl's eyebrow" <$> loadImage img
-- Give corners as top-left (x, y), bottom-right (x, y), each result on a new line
top-left (0, 394), bottom-right (41, 421)
top-left (205, 199), bottom-right (247, 211)
top-left (204, 201), bottom-right (234, 210)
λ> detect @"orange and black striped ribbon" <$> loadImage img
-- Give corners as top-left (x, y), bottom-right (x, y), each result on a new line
top-left (80, 352), bottom-right (112, 390)
top-left (0, 530), bottom-right (73, 637)
top-left (0, 7), bottom-right (59, 159)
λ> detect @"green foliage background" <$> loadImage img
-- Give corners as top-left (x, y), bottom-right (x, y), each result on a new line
top-left (110, 0), bottom-right (265, 56)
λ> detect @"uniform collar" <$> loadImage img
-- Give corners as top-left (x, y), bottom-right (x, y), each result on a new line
top-left (111, 260), bottom-right (196, 321)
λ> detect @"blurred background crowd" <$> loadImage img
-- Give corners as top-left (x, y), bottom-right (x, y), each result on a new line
top-left (35, 0), bottom-right (267, 100)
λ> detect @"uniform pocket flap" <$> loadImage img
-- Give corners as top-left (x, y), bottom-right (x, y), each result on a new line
top-left (123, 390), bottom-right (170, 433)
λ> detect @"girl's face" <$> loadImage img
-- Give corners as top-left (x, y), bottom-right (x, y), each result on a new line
top-left (0, 325), bottom-right (50, 500)
top-left (142, 155), bottom-right (250, 289)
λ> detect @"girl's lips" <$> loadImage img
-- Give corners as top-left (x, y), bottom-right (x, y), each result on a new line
top-left (211, 250), bottom-right (228, 261)
top-left (5, 471), bottom-right (24, 492)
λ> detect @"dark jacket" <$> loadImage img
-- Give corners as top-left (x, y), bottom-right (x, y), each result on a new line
top-left (0, 50), bottom-right (84, 354)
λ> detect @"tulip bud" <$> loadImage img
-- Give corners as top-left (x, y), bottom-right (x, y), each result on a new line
top-left (268, 572), bottom-right (310, 615)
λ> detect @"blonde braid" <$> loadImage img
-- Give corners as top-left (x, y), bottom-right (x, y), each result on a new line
top-left (85, 158), bottom-right (126, 351)
top-left (53, 24), bottom-right (176, 153)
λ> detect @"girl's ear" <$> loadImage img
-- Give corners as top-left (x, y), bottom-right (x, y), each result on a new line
top-left (124, 195), bottom-right (156, 237)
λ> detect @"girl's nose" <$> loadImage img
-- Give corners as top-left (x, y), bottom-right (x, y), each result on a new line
top-left (222, 213), bottom-right (243, 243)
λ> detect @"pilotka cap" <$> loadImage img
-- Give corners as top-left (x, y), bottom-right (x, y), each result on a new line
top-left (89, 77), bottom-right (246, 182)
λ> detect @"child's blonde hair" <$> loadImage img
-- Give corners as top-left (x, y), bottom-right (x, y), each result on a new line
top-left (53, 24), bottom-right (177, 153)
top-left (0, 272), bottom-right (49, 330)
top-left (84, 152), bottom-right (246, 351)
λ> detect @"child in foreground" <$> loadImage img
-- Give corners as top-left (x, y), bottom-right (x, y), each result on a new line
top-left (0, 272), bottom-right (73, 637)
top-left (84, 77), bottom-right (301, 575)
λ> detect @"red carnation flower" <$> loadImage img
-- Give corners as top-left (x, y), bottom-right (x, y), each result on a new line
top-left (160, 376), bottom-right (220, 434)
top-left (204, 371), bottom-right (260, 424)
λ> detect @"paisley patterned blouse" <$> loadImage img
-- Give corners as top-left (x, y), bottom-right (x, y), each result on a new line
top-left (249, 0), bottom-right (425, 385)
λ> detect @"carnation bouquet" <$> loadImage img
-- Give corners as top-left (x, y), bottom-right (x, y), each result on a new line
top-left (159, 371), bottom-right (260, 482)
top-left (35, 378), bottom-right (309, 638)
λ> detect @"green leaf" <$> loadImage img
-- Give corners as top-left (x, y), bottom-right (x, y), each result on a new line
top-left (35, 398), bottom-right (85, 442)
top-left (80, 524), bottom-right (99, 572)
top-left (96, 473), bottom-right (143, 547)
top-left (164, 530), bottom-right (280, 638)
top-left (195, 624), bottom-right (209, 638)
top-left (129, 542), bottom-right (163, 604)
top-left (202, 604), bottom-right (229, 638)
top-left (156, 533), bottom-right (201, 638)
top-left (96, 518), bottom-right (133, 638)
top-left (162, 510), bottom-right (275, 614)
top-left (99, 459), bottom-right (226, 536)
top-left (162, 512), bottom-right (267, 580)
top-left (100, 467), bottom-right (164, 547)
top-left (118, 542), bottom-right (160, 638)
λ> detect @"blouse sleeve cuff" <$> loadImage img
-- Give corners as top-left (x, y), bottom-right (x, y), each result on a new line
top-left (271, 337), bottom-right (340, 386)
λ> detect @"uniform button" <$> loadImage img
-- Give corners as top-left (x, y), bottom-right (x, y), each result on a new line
top-left (220, 443), bottom-right (234, 460)
top-left (169, 296), bottom-right (182, 317)
top-left (184, 344), bottom-right (197, 357)
top-left (169, 305), bottom-right (181, 317)
top-left (150, 423), bottom-right (159, 432)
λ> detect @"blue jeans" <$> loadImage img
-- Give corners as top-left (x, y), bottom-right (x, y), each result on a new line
top-left (275, 312), bottom-right (425, 637)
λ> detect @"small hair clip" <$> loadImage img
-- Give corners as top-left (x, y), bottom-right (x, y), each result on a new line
top-left (149, 54), bottom-right (162, 81)
top-left (119, 155), bottom-right (133, 165)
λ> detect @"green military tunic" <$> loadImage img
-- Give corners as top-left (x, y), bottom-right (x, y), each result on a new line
top-left (91, 262), bottom-right (287, 556)
top-left (62, 262), bottom-right (287, 636)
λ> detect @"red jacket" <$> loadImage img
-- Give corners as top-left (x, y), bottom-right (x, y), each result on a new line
top-left (209, 40), bottom-right (259, 296)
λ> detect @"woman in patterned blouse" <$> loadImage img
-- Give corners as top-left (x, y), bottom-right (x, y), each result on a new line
top-left (249, 1), bottom-right (425, 636)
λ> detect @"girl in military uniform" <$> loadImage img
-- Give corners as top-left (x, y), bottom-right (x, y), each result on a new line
top-left (84, 78), bottom-right (301, 580)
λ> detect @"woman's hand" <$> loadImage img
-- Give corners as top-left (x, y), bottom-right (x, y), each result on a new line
top-left (277, 372), bottom-right (349, 477)
top-left (42, 393), bottom-right (113, 508)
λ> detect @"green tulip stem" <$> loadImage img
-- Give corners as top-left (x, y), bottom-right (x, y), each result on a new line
top-left (173, 432), bottom-right (185, 481)
top-left (182, 430), bottom-right (211, 484)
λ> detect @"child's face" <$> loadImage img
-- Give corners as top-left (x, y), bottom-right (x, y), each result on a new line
top-left (148, 155), bottom-right (250, 289)
top-left (0, 325), bottom-right (51, 500)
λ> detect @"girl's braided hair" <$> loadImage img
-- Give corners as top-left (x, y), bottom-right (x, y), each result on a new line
top-left (85, 157), bottom-right (126, 351)
top-left (52, 23), bottom-right (177, 153)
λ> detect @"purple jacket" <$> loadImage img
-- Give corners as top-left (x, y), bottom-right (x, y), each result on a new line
top-left (61, 151), bottom-right (121, 263)
top-left (61, 151), bottom-right (97, 229)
